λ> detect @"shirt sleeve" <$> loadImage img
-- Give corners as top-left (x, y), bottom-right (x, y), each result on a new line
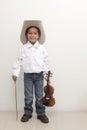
top-left (12, 48), bottom-right (22, 77)
top-left (43, 46), bottom-right (50, 74)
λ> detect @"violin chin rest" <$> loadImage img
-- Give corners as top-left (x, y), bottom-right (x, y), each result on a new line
top-left (45, 97), bottom-right (50, 100)
top-left (42, 97), bottom-right (56, 107)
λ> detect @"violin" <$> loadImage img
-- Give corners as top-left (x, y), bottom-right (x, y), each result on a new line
top-left (42, 71), bottom-right (55, 107)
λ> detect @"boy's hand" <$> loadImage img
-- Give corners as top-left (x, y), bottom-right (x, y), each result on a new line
top-left (45, 77), bottom-right (50, 84)
top-left (44, 71), bottom-right (52, 84)
top-left (12, 75), bottom-right (17, 82)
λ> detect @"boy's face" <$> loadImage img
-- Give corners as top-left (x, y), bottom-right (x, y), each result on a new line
top-left (26, 27), bottom-right (40, 44)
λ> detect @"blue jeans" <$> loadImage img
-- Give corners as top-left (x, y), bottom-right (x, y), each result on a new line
top-left (24, 72), bottom-right (45, 115)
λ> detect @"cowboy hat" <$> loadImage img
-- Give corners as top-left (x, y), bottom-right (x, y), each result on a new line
top-left (20, 20), bottom-right (45, 44)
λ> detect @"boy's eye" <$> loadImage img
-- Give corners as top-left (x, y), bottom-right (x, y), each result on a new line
top-left (29, 32), bottom-right (32, 34)
top-left (34, 33), bottom-right (37, 35)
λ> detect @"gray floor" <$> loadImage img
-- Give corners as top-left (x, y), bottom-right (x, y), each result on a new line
top-left (0, 111), bottom-right (87, 130)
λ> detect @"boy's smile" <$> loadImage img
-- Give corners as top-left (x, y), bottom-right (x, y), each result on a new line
top-left (27, 27), bottom-right (40, 45)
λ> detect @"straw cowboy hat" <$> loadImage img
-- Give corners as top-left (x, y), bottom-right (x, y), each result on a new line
top-left (20, 20), bottom-right (45, 44)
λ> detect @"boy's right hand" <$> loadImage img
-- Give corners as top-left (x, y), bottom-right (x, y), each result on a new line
top-left (12, 75), bottom-right (17, 82)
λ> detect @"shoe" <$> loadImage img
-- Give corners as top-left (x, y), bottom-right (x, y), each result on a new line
top-left (37, 114), bottom-right (49, 123)
top-left (21, 114), bottom-right (32, 122)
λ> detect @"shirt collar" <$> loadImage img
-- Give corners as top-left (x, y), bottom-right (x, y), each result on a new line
top-left (27, 41), bottom-right (40, 49)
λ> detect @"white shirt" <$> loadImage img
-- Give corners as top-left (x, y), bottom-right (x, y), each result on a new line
top-left (12, 41), bottom-right (50, 77)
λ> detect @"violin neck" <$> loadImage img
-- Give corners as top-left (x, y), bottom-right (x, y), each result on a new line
top-left (45, 83), bottom-right (50, 94)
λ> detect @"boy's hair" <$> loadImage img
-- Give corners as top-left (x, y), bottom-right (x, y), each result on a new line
top-left (25, 26), bottom-right (41, 37)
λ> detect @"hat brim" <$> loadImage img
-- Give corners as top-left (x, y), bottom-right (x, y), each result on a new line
top-left (20, 20), bottom-right (45, 44)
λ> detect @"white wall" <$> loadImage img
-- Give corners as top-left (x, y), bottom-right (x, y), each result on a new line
top-left (0, 0), bottom-right (87, 111)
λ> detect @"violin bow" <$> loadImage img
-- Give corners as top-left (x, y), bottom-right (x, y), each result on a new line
top-left (14, 80), bottom-right (18, 121)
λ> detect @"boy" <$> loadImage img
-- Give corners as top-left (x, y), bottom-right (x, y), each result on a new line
top-left (12, 20), bottom-right (50, 123)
